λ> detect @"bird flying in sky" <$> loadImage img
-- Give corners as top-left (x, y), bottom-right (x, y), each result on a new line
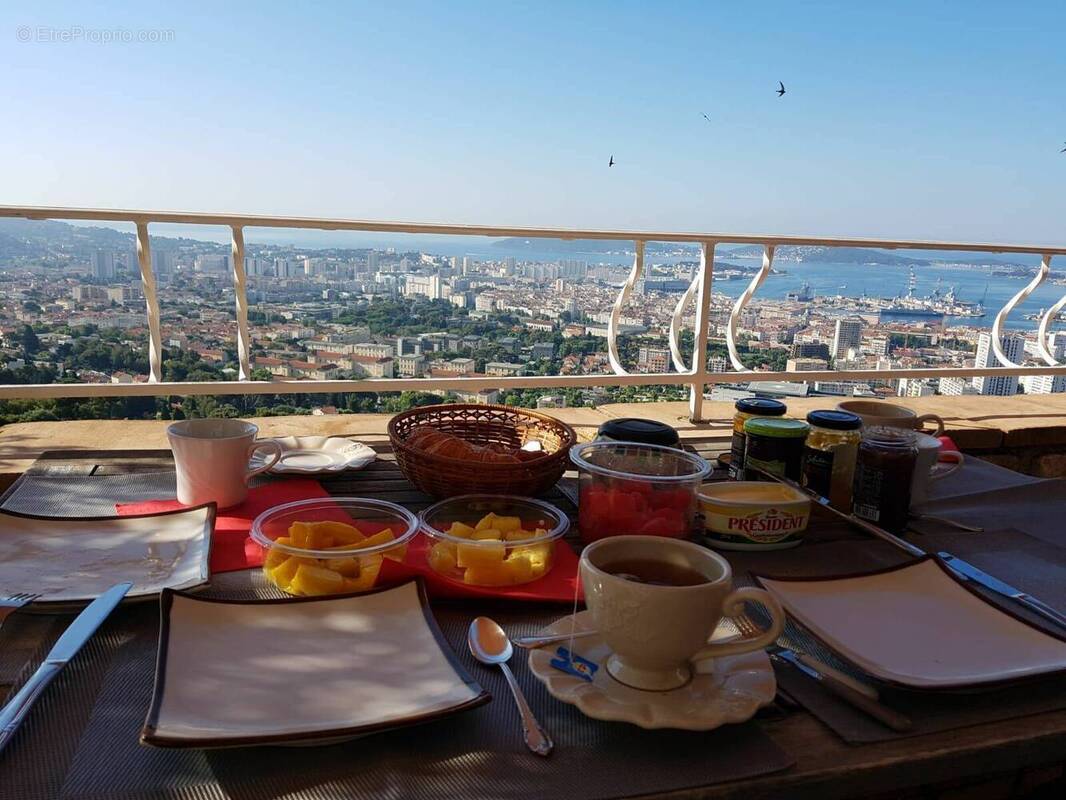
top-left (1061, 141), bottom-right (1066, 153)
top-left (777, 81), bottom-right (786, 97)
top-left (608, 155), bottom-right (614, 167)
top-left (701, 113), bottom-right (712, 123)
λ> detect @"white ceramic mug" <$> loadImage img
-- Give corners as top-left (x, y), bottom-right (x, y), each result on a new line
top-left (910, 432), bottom-right (964, 507)
top-left (836, 399), bottom-right (945, 437)
top-left (167, 419), bottom-right (282, 508)
top-left (579, 535), bottom-right (785, 691)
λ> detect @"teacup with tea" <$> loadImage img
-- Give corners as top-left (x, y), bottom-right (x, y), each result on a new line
top-left (579, 536), bottom-right (784, 691)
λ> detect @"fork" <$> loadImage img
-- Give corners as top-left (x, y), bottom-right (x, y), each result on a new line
top-left (734, 613), bottom-right (879, 700)
top-left (0, 594), bottom-right (40, 632)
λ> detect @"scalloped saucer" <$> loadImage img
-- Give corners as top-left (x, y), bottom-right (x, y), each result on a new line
top-left (527, 610), bottom-right (775, 730)
top-left (250, 436), bottom-right (376, 474)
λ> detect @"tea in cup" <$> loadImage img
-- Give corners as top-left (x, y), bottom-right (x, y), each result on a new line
top-left (836, 400), bottom-right (945, 437)
top-left (579, 535), bottom-right (784, 691)
top-left (167, 419), bottom-right (282, 508)
top-left (910, 432), bottom-right (964, 507)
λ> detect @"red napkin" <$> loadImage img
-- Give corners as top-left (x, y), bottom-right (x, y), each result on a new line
top-left (116, 480), bottom-right (331, 573)
top-left (938, 434), bottom-right (961, 454)
top-left (117, 484), bottom-right (582, 602)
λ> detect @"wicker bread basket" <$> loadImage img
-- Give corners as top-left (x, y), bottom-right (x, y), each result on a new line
top-left (388, 403), bottom-right (576, 498)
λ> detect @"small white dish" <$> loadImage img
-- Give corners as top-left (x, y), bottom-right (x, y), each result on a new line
top-left (0, 505), bottom-right (214, 607)
top-left (141, 580), bottom-right (489, 748)
top-left (249, 436), bottom-right (376, 474)
top-left (757, 556), bottom-right (1066, 690)
top-left (527, 610), bottom-right (775, 730)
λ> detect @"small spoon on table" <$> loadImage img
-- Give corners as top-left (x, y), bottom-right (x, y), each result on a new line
top-left (468, 616), bottom-right (553, 757)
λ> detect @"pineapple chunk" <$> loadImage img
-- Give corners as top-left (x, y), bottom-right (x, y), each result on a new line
top-left (472, 528), bottom-right (502, 541)
top-left (463, 562), bottom-right (514, 586)
top-left (289, 563), bottom-right (345, 596)
top-left (493, 516), bottom-right (522, 533)
top-left (344, 554), bottom-right (383, 592)
top-left (503, 529), bottom-right (534, 542)
top-left (512, 542), bottom-right (553, 577)
top-left (360, 528), bottom-right (406, 562)
top-left (428, 541), bottom-right (459, 574)
top-left (475, 513), bottom-right (498, 531)
top-left (457, 540), bottom-right (505, 568)
top-left (505, 551), bottom-right (535, 584)
top-left (447, 521), bottom-right (477, 539)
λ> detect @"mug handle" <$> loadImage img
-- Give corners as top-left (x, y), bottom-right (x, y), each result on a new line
top-left (245, 439), bottom-right (282, 483)
top-left (691, 587), bottom-right (785, 661)
top-left (930, 450), bottom-right (964, 481)
top-left (915, 413), bottom-right (945, 437)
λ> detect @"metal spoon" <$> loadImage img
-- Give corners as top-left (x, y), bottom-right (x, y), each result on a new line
top-left (468, 616), bottom-right (553, 757)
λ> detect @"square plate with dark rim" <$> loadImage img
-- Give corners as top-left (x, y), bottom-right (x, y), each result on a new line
top-left (0, 504), bottom-right (214, 608)
top-left (755, 556), bottom-right (1066, 691)
top-left (141, 580), bottom-right (490, 748)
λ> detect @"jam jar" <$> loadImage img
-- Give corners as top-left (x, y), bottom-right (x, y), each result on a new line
top-left (852, 427), bottom-right (918, 533)
top-left (729, 398), bottom-right (787, 479)
top-left (742, 417), bottom-right (810, 481)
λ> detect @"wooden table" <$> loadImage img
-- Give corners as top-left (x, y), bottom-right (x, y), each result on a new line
top-left (2, 443), bottom-right (1065, 800)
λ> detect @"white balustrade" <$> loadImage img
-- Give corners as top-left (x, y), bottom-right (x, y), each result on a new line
top-left (725, 245), bottom-right (774, 371)
top-left (607, 240), bottom-right (644, 375)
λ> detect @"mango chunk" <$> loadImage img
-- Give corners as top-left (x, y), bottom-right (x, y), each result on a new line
top-left (290, 563), bottom-right (345, 596)
top-left (457, 540), bottom-right (505, 568)
top-left (503, 529), bottom-right (534, 542)
top-left (472, 528), bottom-right (502, 541)
top-left (288, 522), bottom-right (314, 548)
top-left (475, 513), bottom-right (498, 531)
top-left (331, 556), bottom-right (362, 578)
top-left (344, 554), bottom-right (383, 592)
top-left (493, 515), bottom-right (522, 533)
top-left (312, 520), bottom-right (365, 544)
top-left (267, 556), bottom-right (301, 589)
top-left (264, 543), bottom-right (291, 569)
top-left (512, 542), bottom-right (552, 577)
top-left (447, 521), bottom-right (476, 539)
top-left (360, 528), bottom-right (406, 562)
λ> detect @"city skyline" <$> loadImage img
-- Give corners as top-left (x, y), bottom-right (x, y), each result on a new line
top-left (3, 2), bottom-right (1066, 243)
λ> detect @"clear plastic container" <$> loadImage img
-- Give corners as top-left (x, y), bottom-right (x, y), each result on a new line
top-left (251, 498), bottom-right (419, 596)
top-left (419, 494), bottom-right (569, 586)
top-left (570, 441), bottom-right (711, 544)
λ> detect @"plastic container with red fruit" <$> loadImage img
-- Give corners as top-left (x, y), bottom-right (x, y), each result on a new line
top-left (569, 441), bottom-right (711, 544)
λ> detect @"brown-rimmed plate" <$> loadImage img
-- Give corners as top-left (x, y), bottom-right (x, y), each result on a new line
top-left (755, 556), bottom-right (1066, 691)
top-left (0, 504), bottom-right (214, 608)
top-left (141, 580), bottom-right (490, 748)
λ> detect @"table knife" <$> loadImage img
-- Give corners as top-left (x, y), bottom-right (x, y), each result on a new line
top-left (0, 581), bottom-right (132, 755)
top-left (937, 553), bottom-right (1066, 633)
top-left (772, 650), bottom-right (913, 732)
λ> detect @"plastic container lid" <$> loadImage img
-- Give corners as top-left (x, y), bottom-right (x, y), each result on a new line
top-left (806, 410), bottom-right (863, 431)
top-left (734, 398), bottom-right (787, 416)
top-left (570, 441), bottom-right (711, 483)
top-left (596, 418), bottom-right (680, 446)
top-left (743, 417), bottom-right (810, 438)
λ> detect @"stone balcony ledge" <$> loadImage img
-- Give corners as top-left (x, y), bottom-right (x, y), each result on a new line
top-left (3, 394), bottom-right (1066, 490)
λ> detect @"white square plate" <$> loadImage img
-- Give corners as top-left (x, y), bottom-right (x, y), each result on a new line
top-left (0, 505), bottom-right (214, 606)
top-left (141, 580), bottom-right (490, 747)
top-left (757, 556), bottom-right (1066, 690)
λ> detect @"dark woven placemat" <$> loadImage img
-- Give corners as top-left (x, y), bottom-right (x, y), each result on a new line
top-left (0, 587), bottom-right (793, 800)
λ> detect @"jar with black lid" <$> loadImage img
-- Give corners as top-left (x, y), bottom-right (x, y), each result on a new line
top-left (595, 418), bottom-right (680, 448)
top-left (852, 427), bottom-right (918, 533)
top-left (802, 410), bottom-right (862, 510)
top-left (729, 398), bottom-right (787, 479)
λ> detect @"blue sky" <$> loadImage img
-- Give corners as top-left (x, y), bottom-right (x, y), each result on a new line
top-left (2, 1), bottom-right (1065, 243)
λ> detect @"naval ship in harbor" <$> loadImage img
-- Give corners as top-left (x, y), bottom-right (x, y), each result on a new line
top-left (876, 270), bottom-right (985, 320)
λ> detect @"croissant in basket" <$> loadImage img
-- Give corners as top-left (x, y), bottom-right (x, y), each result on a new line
top-left (406, 425), bottom-right (527, 464)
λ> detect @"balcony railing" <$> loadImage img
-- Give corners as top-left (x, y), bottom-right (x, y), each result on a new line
top-left (2, 204), bottom-right (1066, 422)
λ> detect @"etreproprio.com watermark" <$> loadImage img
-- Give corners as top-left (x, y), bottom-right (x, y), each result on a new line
top-left (16, 26), bottom-right (175, 44)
